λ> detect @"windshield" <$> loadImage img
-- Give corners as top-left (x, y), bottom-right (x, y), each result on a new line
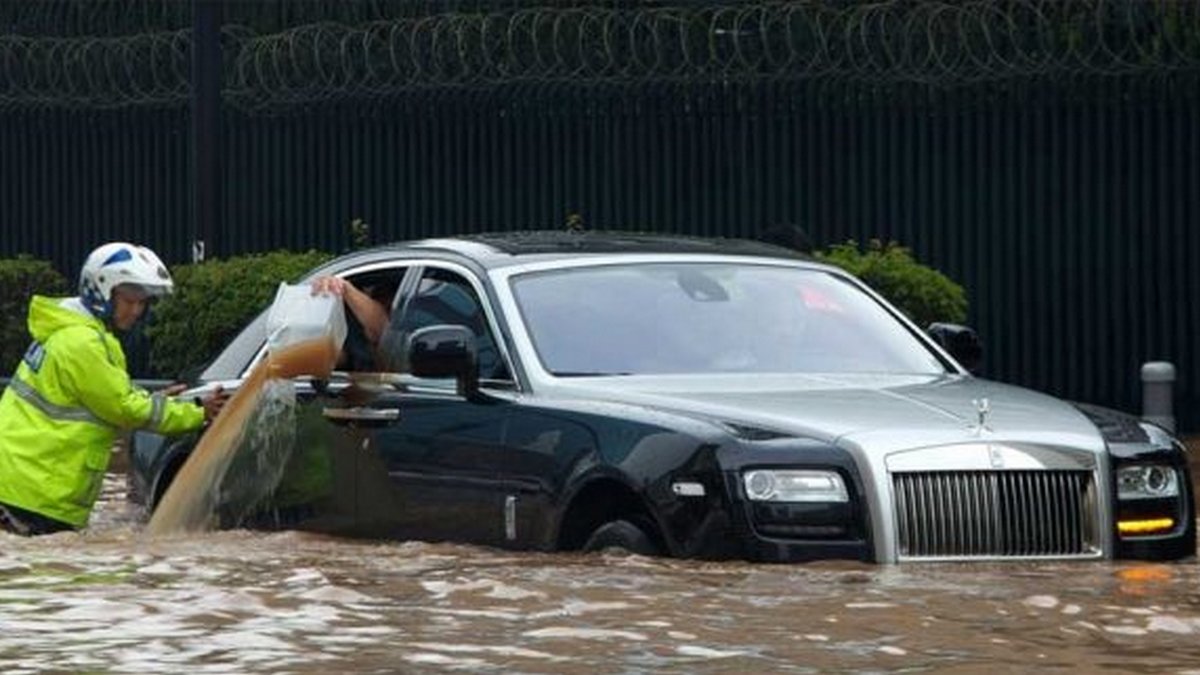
top-left (511, 262), bottom-right (948, 376)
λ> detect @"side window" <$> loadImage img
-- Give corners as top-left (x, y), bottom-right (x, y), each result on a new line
top-left (389, 267), bottom-right (510, 382)
top-left (238, 266), bottom-right (407, 378)
top-left (338, 267), bottom-right (406, 372)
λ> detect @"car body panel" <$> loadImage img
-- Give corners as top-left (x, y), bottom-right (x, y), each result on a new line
top-left (357, 387), bottom-right (511, 545)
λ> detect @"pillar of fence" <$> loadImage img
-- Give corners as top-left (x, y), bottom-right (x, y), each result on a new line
top-left (1141, 361), bottom-right (1176, 434)
top-left (192, 0), bottom-right (223, 263)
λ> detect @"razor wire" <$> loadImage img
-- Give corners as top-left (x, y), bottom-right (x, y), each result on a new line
top-left (0, 0), bottom-right (595, 37)
top-left (3, 1), bottom-right (1199, 111)
top-left (0, 29), bottom-right (192, 109)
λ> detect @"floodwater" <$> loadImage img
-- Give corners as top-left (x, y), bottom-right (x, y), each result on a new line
top-left (3, 472), bottom-right (1199, 673)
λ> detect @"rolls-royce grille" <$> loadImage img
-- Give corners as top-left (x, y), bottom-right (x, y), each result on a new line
top-left (893, 470), bottom-right (1099, 559)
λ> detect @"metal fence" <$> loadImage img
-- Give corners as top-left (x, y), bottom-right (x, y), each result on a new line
top-left (1, 1), bottom-right (1198, 431)
top-left (5, 1), bottom-right (1200, 111)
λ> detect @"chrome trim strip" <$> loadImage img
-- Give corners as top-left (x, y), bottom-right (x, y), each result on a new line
top-left (321, 407), bottom-right (401, 422)
top-left (886, 442), bottom-right (1097, 473)
top-left (505, 495), bottom-right (517, 541)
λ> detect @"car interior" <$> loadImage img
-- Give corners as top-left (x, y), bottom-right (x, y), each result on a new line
top-left (337, 268), bottom-right (404, 373)
top-left (342, 266), bottom-right (512, 386)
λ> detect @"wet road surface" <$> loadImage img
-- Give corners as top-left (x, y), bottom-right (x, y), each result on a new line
top-left (2, 470), bottom-right (1199, 673)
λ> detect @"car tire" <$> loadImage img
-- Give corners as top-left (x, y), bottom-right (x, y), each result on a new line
top-left (583, 519), bottom-right (661, 556)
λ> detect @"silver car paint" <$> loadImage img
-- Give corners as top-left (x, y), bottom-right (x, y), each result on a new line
top-left (487, 255), bottom-right (1116, 562)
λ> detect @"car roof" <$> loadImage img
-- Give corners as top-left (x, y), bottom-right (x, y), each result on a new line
top-left (352, 230), bottom-right (813, 269)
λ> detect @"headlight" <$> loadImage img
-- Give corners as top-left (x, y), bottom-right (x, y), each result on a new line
top-left (742, 470), bottom-right (849, 503)
top-left (1117, 464), bottom-right (1180, 500)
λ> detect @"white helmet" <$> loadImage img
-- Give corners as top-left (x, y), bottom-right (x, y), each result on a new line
top-left (79, 242), bottom-right (174, 317)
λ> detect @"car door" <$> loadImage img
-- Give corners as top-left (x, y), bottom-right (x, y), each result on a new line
top-left (497, 405), bottom-right (600, 550)
top-left (223, 261), bottom-right (413, 535)
top-left (256, 380), bottom-right (361, 533)
top-left (350, 262), bottom-right (516, 547)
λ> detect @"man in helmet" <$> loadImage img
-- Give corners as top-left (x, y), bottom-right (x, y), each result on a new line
top-left (0, 242), bottom-right (228, 536)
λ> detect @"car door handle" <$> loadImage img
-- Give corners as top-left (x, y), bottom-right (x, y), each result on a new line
top-left (321, 407), bottom-right (401, 426)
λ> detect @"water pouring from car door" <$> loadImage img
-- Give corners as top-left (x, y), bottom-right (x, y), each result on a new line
top-left (146, 284), bottom-right (345, 535)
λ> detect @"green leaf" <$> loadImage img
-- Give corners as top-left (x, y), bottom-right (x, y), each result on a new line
top-left (814, 240), bottom-right (968, 328)
top-left (0, 256), bottom-right (69, 373)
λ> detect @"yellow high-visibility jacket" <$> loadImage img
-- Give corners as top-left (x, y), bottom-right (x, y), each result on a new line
top-left (0, 296), bottom-right (205, 527)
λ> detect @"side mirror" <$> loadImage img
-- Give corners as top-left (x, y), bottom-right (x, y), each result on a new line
top-left (927, 322), bottom-right (983, 374)
top-left (407, 325), bottom-right (479, 399)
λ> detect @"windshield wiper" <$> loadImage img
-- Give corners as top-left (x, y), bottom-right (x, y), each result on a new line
top-left (550, 371), bottom-right (633, 377)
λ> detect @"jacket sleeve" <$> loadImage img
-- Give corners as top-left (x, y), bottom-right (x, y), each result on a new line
top-left (57, 327), bottom-right (206, 434)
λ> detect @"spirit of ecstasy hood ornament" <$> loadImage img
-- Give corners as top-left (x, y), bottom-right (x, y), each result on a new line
top-left (970, 397), bottom-right (992, 435)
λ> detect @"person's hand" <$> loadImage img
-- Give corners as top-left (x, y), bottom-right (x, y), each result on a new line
top-left (311, 276), bottom-right (348, 297)
top-left (200, 386), bottom-right (229, 423)
top-left (158, 383), bottom-right (189, 397)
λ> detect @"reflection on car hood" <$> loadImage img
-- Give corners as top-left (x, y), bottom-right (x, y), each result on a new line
top-left (551, 373), bottom-right (1107, 456)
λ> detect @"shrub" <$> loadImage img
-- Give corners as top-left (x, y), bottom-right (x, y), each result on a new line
top-left (0, 256), bottom-right (69, 374)
top-left (815, 239), bottom-right (968, 328)
top-left (147, 250), bottom-right (334, 378)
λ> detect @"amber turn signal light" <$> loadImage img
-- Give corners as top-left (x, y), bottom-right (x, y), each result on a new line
top-left (1117, 518), bottom-right (1175, 536)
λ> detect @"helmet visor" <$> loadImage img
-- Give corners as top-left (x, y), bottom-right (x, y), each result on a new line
top-left (112, 283), bottom-right (165, 302)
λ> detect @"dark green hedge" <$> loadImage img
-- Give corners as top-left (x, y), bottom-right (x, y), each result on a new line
top-left (0, 256), bottom-right (69, 374)
top-left (147, 250), bottom-right (333, 378)
top-left (816, 239), bottom-right (968, 328)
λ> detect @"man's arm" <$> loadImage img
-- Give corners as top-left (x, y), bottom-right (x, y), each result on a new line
top-left (56, 328), bottom-right (206, 434)
top-left (311, 276), bottom-right (390, 345)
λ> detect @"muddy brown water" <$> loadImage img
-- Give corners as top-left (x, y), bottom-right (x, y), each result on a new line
top-left (3, 449), bottom-right (1198, 673)
top-left (148, 337), bottom-right (339, 535)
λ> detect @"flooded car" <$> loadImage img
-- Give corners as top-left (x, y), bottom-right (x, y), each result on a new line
top-left (128, 231), bottom-right (1195, 563)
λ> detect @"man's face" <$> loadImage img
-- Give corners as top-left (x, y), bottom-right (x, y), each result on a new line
top-left (110, 285), bottom-right (151, 331)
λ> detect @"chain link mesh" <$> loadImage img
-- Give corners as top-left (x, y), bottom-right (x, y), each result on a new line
top-left (3, 1), bottom-right (1199, 111)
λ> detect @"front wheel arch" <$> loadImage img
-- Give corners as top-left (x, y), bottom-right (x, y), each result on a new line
top-left (555, 477), bottom-right (666, 555)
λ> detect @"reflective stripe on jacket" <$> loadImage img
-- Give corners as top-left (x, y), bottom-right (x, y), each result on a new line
top-left (0, 296), bottom-right (206, 527)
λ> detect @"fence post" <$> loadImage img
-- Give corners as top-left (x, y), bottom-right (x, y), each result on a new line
top-left (192, 0), bottom-right (223, 262)
top-left (1141, 361), bottom-right (1176, 434)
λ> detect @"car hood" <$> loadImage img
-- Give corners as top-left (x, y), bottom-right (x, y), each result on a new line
top-left (549, 373), bottom-right (1107, 457)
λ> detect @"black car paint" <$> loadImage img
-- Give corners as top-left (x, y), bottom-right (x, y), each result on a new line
top-left (1108, 439), bottom-right (1196, 561)
top-left (359, 388), bottom-right (511, 545)
top-left (1074, 402), bottom-right (1197, 560)
top-left (716, 440), bottom-right (872, 562)
top-left (135, 377), bottom-right (873, 561)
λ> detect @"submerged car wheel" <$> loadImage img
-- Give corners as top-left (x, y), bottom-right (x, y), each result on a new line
top-left (583, 519), bottom-right (661, 556)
